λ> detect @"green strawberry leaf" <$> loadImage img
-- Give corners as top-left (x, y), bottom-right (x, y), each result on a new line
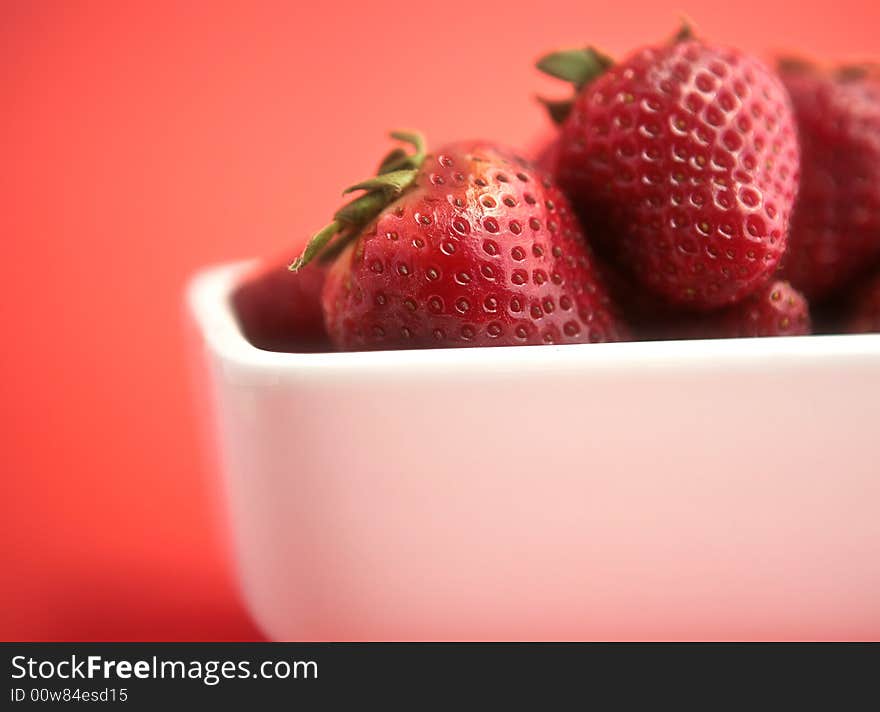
top-left (342, 169), bottom-right (418, 197)
top-left (536, 47), bottom-right (613, 90)
top-left (289, 220), bottom-right (342, 272)
top-left (537, 95), bottom-right (575, 125)
top-left (334, 190), bottom-right (391, 225)
top-left (377, 148), bottom-right (409, 174)
top-left (290, 131), bottom-right (427, 272)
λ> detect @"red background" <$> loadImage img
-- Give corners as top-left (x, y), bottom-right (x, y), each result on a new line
top-left (3, 0), bottom-right (878, 641)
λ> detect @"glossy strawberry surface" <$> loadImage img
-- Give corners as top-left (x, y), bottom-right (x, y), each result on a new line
top-left (321, 142), bottom-right (627, 350)
top-left (779, 65), bottom-right (880, 301)
top-left (555, 40), bottom-right (800, 310)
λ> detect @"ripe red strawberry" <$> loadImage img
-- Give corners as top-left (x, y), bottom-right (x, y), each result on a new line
top-left (292, 132), bottom-right (627, 350)
top-left (602, 268), bottom-right (809, 340)
top-left (778, 61), bottom-right (880, 301)
top-left (846, 272), bottom-right (880, 333)
top-left (232, 256), bottom-right (329, 352)
top-left (669, 279), bottom-right (811, 339)
top-left (538, 33), bottom-right (800, 310)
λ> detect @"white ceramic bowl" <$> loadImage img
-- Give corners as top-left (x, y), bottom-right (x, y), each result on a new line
top-left (187, 260), bottom-right (880, 640)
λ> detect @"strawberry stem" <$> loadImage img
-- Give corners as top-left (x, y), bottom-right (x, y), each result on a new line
top-left (290, 131), bottom-right (427, 272)
top-left (670, 18), bottom-right (695, 44)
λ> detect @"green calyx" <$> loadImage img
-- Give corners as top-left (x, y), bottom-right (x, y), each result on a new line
top-left (289, 131), bottom-right (426, 272)
top-left (535, 22), bottom-right (700, 125)
top-left (537, 96), bottom-right (579, 125)
top-left (535, 47), bottom-right (613, 125)
top-left (536, 47), bottom-right (613, 89)
top-left (777, 56), bottom-right (879, 82)
top-left (835, 62), bottom-right (880, 81)
top-left (777, 56), bottom-right (816, 75)
top-left (670, 18), bottom-right (695, 44)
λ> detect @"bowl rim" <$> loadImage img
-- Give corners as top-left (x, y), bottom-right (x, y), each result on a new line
top-left (187, 259), bottom-right (880, 374)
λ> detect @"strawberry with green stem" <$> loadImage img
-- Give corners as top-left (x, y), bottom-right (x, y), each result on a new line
top-left (291, 132), bottom-right (628, 350)
top-left (537, 26), bottom-right (800, 311)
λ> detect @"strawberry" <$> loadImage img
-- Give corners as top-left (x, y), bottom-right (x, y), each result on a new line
top-left (778, 61), bottom-right (880, 301)
top-left (667, 279), bottom-right (811, 339)
top-left (846, 272), bottom-right (880, 333)
top-left (537, 30), bottom-right (800, 310)
top-left (291, 132), bottom-right (628, 350)
top-left (603, 268), bottom-right (809, 340)
top-left (232, 256), bottom-right (329, 352)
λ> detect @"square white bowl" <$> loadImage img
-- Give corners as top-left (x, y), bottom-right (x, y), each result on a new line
top-left (187, 260), bottom-right (880, 640)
